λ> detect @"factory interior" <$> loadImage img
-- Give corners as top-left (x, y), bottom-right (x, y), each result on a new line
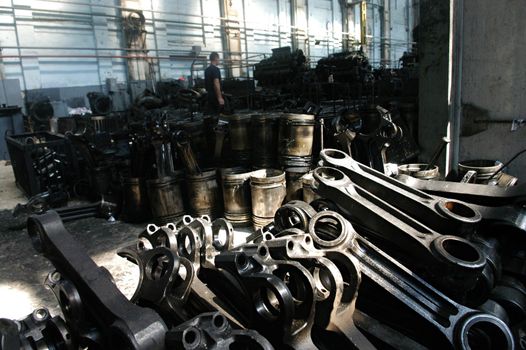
top-left (0, 0), bottom-right (525, 349)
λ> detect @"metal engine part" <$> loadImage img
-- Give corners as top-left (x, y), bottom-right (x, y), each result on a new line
top-left (27, 211), bottom-right (167, 349)
top-left (312, 165), bottom-right (487, 302)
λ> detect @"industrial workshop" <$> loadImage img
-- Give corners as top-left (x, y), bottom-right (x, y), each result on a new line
top-left (0, 0), bottom-right (524, 349)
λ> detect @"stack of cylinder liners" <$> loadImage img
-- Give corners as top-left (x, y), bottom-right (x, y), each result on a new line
top-left (278, 114), bottom-right (315, 202)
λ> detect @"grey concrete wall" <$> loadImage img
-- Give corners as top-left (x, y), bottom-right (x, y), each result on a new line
top-left (459, 0), bottom-right (526, 180)
top-left (418, 0), bottom-right (450, 172)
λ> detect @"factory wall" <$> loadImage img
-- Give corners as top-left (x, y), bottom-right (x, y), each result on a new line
top-left (0, 0), bottom-right (349, 93)
top-left (347, 0), bottom-right (417, 67)
top-left (459, 0), bottom-right (526, 179)
top-left (0, 0), bottom-right (417, 95)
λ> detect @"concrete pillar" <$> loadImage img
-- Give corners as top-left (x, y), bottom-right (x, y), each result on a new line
top-left (290, 0), bottom-right (309, 54)
top-left (341, 1), bottom-right (350, 51)
top-left (219, 0), bottom-right (243, 78)
top-left (121, 0), bottom-right (152, 81)
top-left (417, 0), bottom-right (450, 173)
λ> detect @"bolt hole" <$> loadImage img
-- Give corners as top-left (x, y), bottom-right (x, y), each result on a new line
top-left (443, 201), bottom-right (477, 218)
top-left (442, 238), bottom-right (480, 263)
top-left (33, 308), bottom-right (48, 321)
top-left (466, 320), bottom-right (510, 350)
top-left (315, 167), bottom-right (345, 181)
top-left (236, 254), bottom-right (248, 268)
top-left (213, 314), bottom-right (226, 329)
top-left (259, 247), bottom-right (267, 256)
top-left (324, 149), bottom-right (347, 159)
top-left (184, 329), bottom-right (198, 345)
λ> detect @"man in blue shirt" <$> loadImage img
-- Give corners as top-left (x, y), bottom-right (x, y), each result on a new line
top-left (205, 52), bottom-right (224, 114)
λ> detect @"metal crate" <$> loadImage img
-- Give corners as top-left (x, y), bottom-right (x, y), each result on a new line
top-left (6, 132), bottom-right (79, 197)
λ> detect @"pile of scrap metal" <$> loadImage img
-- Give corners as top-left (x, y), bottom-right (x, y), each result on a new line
top-left (120, 106), bottom-right (411, 227)
top-left (10, 100), bottom-right (418, 234)
top-left (250, 47), bottom-right (418, 114)
top-left (253, 47), bottom-right (310, 93)
top-left (309, 50), bottom-right (374, 101)
top-left (3, 147), bottom-right (524, 348)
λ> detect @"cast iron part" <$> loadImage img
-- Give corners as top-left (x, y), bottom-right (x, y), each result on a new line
top-left (396, 174), bottom-right (526, 207)
top-left (0, 308), bottom-right (72, 350)
top-left (312, 166), bottom-right (487, 302)
top-left (320, 148), bottom-right (482, 236)
top-left (213, 251), bottom-right (318, 349)
top-left (274, 200), bottom-right (317, 232)
top-left (120, 218), bottom-right (240, 326)
top-left (350, 228), bottom-right (514, 350)
top-left (165, 312), bottom-right (274, 349)
top-left (254, 230), bottom-right (376, 349)
top-left (27, 211), bottom-right (167, 350)
top-left (306, 209), bottom-right (513, 349)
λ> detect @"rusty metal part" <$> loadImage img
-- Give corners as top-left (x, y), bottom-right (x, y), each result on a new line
top-left (398, 163), bottom-right (440, 180)
top-left (459, 159), bottom-right (503, 184)
top-left (227, 114), bottom-right (252, 166)
top-left (122, 177), bottom-right (151, 222)
top-left (320, 148), bottom-right (482, 236)
top-left (186, 169), bottom-right (221, 219)
top-left (146, 172), bottom-right (186, 225)
top-left (250, 169), bottom-right (286, 229)
top-left (221, 168), bottom-right (253, 226)
top-left (285, 167), bottom-right (310, 202)
top-left (461, 170), bottom-right (478, 183)
top-left (312, 166), bottom-right (486, 301)
top-left (213, 123), bottom-right (228, 165)
top-left (27, 211), bottom-right (167, 349)
top-left (274, 200), bottom-right (317, 232)
top-left (396, 174), bottom-right (526, 206)
top-left (165, 312), bottom-right (274, 349)
top-left (278, 114), bottom-right (315, 167)
top-left (497, 172), bottom-right (519, 187)
top-left (301, 171), bottom-right (321, 204)
top-left (251, 113), bottom-right (280, 168)
top-left (175, 131), bottom-right (201, 175)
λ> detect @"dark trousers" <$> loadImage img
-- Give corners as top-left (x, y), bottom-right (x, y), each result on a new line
top-left (206, 96), bottom-right (221, 115)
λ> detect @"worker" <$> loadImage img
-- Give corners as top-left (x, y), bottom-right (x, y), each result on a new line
top-left (205, 52), bottom-right (224, 114)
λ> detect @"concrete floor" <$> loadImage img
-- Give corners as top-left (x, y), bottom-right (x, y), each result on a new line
top-left (0, 161), bottom-right (26, 210)
top-left (0, 161), bottom-right (251, 322)
top-left (0, 161), bottom-right (144, 320)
